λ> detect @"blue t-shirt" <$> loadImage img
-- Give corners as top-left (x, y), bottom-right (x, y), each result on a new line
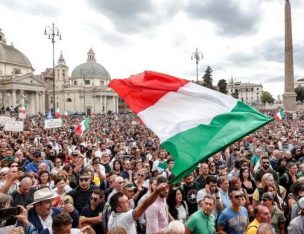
top-left (217, 206), bottom-right (248, 234)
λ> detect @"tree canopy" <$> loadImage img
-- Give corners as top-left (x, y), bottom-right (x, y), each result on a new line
top-left (261, 91), bottom-right (274, 104)
top-left (202, 66), bottom-right (213, 89)
top-left (295, 86), bottom-right (304, 102)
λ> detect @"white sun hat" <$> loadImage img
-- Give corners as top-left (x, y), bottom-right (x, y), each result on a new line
top-left (30, 187), bottom-right (59, 205)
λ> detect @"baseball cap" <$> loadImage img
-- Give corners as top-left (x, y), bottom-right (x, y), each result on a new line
top-left (261, 192), bottom-right (274, 201)
top-left (0, 167), bottom-right (9, 175)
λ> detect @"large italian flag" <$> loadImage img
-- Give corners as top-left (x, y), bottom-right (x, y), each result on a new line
top-left (109, 71), bottom-right (273, 182)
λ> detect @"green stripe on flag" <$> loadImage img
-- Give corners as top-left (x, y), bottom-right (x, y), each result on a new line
top-left (161, 101), bottom-right (273, 183)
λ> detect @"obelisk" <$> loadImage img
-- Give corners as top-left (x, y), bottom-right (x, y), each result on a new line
top-left (283, 0), bottom-right (296, 111)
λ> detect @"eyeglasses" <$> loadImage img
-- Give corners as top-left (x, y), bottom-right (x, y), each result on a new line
top-left (79, 178), bottom-right (89, 182)
top-left (137, 174), bottom-right (145, 177)
top-left (234, 194), bottom-right (244, 199)
top-left (91, 197), bottom-right (98, 202)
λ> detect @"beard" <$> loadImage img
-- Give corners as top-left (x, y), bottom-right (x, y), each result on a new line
top-left (262, 165), bottom-right (269, 170)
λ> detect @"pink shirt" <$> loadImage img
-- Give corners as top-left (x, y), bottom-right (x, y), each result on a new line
top-left (145, 196), bottom-right (169, 234)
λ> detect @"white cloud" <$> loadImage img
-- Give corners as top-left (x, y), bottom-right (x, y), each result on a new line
top-left (0, 0), bottom-right (303, 99)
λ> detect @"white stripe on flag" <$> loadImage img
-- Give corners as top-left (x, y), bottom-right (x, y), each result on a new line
top-left (138, 82), bottom-right (237, 142)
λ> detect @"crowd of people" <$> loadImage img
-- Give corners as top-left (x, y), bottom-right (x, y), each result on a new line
top-left (0, 111), bottom-right (304, 234)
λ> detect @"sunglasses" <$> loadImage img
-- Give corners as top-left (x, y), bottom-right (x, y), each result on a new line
top-left (262, 198), bottom-right (269, 202)
top-left (91, 197), bottom-right (98, 202)
top-left (234, 194), bottom-right (244, 199)
top-left (79, 178), bottom-right (89, 182)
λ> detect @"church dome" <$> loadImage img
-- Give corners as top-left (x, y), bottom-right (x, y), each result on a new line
top-left (0, 33), bottom-right (33, 69)
top-left (71, 48), bottom-right (110, 79)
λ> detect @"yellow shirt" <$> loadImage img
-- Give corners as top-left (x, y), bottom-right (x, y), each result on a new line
top-left (92, 175), bottom-right (100, 186)
top-left (252, 185), bottom-right (286, 201)
top-left (246, 219), bottom-right (260, 234)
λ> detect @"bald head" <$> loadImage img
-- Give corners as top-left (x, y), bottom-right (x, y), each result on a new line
top-left (272, 150), bottom-right (281, 160)
top-left (257, 223), bottom-right (275, 234)
top-left (19, 177), bottom-right (33, 194)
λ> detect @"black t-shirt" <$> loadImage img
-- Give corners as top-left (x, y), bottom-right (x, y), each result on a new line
top-left (11, 188), bottom-right (36, 207)
top-left (67, 185), bottom-right (99, 212)
top-left (180, 183), bottom-right (199, 216)
top-left (80, 203), bottom-right (105, 217)
top-left (80, 203), bottom-right (105, 234)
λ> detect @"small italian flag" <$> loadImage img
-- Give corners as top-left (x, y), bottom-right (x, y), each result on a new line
top-left (55, 108), bottom-right (60, 119)
top-left (76, 118), bottom-right (90, 134)
top-left (109, 71), bottom-right (273, 183)
top-left (274, 109), bottom-right (285, 121)
top-left (63, 111), bottom-right (69, 118)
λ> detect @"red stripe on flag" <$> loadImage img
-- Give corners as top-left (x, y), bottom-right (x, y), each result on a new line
top-left (108, 71), bottom-right (189, 113)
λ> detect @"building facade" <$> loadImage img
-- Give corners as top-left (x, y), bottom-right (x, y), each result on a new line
top-left (227, 80), bottom-right (263, 105)
top-left (294, 78), bottom-right (304, 88)
top-left (46, 49), bottom-right (118, 115)
top-left (0, 29), bottom-right (118, 116)
top-left (0, 29), bottom-right (45, 115)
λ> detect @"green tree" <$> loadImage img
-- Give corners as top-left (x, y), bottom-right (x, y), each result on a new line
top-left (261, 91), bottom-right (274, 104)
top-left (217, 79), bottom-right (227, 94)
top-left (202, 66), bottom-right (213, 89)
top-left (295, 86), bottom-right (304, 102)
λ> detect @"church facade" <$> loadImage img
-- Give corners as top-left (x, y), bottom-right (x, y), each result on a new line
top-left (0, 29), bottom-right (45, 115)
top-left (46, 49), bottom-right (118, 115)
top-left (0, 29), bottom-right (118, 116)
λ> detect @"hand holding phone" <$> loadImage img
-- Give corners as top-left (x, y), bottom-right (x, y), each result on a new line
top-left (0, 207), bottom-right (21, 221)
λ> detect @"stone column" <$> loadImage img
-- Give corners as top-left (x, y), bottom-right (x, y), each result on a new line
top-left (101, 96), bottom-right (104, 113)
top-left (283, 0), bottom-right (296, 111)
top-left (40, 92), bottom-right (45, 114)
top-left (112, 96), bottom-right (115, 113)
top-left (104, 96), bottom-right (107, 113)
top-left (35, 92), bottom-right (39, 114)
top-left (12, 90), bottom-right (16, 107)
top-left (116, 96), bottom-right (119, 113)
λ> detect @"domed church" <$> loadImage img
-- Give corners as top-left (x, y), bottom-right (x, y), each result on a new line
top-left (50, 48), bottom-right (118, 115)
top-left (0, 29), bottom-right (45, 115)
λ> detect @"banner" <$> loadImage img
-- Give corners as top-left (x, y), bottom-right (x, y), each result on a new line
top-left (4, 120), bottom-right (24, 132)
top-left (0, 116), bottom-right (15, 126)
top-left (44, 119), bottom-right (63, 129)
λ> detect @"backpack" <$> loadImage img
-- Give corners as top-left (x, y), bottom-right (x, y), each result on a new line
top-left (101, 202), bottom-right (112, 233)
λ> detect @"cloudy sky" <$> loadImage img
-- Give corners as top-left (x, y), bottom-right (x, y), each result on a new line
top-left (1, 0), bottom-right (304, 98)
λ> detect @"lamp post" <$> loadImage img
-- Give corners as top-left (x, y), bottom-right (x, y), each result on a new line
top-left (44, 23), bottom-right (62, 115)
top-left (191, 48), bottom-right (203, 83)
top-left (83, 74), bottom-right (86, 115)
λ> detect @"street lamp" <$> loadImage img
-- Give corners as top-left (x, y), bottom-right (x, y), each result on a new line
top-left (44, 23), bottom-right (62, 115)
top-left (191, 48), bottom-right (203, 83)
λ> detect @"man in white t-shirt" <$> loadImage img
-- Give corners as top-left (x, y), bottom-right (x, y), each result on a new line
top-left (108, 182), bottom-right (168, 234)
